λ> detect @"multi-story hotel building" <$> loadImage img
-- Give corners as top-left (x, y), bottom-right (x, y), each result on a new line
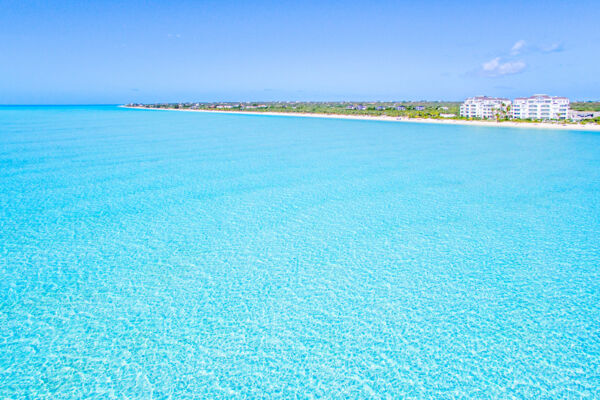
top-left (460, 96), bottom-right (512, 119)
top-left (511, 94), bottom-right (569, 120)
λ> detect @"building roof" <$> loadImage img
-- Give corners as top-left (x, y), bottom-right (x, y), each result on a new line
top-left (465, 96), bottom-right (510, 101)
top-left (514, 95), bottom-right (569, 101)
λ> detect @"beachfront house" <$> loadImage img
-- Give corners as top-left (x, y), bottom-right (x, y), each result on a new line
top-left (568, 110), bottom-right (600, 121)
top-left (460, 96), bottom-right (511, 119)
top-left (511, 95), bottom-right (569, 120)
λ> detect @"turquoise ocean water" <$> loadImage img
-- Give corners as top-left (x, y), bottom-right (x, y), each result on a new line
top-left (1, 106), bottom-right (599, 398)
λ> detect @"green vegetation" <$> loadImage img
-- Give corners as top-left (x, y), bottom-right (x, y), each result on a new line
top-left (132, 101), bottom-right (462, 119)
top-left (570, 102), bottom-right (600, 112)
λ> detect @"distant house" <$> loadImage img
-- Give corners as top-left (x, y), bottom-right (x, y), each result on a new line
top-left (376, 106), bottom-right (384, 110)
top-left (440, 113), bottom-right (456, 118)
top-left (568, 110), bottom-right (600, 121)
top-left (356, 105), bottom-right (366, 110)
top-left (415, 106), bottom-right (425, 111)
top-left (396, 106), bottom-right (406, 111)
top-left (439, 106), bottom-right (449, 110)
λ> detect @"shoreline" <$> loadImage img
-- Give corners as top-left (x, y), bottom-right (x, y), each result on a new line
top-left (120, 106), bottom-right (600, 132)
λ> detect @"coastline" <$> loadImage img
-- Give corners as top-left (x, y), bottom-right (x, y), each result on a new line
top-left (120, 106), bottom-right (600, 132)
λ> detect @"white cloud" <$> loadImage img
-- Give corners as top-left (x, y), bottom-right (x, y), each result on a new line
top-left (473, 40), bottom-right (562, 78)
top-left (511, 40), bottom-right (526, 55)
top-left (481, 57), bottom-right (526, 77)
top-left (482, 57), bottom-right (500, 71)
top-left (541, 42), bottom-right (564, 53)
top-left (510, 40), bottom-right (565, 55)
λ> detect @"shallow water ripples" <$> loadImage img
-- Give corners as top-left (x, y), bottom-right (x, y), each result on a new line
top-left (1, 107), bottom-right (600, 398)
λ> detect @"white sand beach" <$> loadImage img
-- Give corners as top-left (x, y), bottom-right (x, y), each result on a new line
top-left (122, 106), bottom-right (600, 132)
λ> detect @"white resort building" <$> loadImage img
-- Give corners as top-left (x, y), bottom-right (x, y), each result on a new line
top-left (511, 95), bottom-right (569, 120)
top-left (460, 96), bottom-right (511, 119)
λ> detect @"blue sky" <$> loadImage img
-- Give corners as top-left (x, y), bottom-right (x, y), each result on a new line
top-left (1, 0), bottom-right (598, 104)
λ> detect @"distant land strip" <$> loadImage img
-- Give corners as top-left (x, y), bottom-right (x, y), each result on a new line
top-left (122, 101), bottom-right (600, 131)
